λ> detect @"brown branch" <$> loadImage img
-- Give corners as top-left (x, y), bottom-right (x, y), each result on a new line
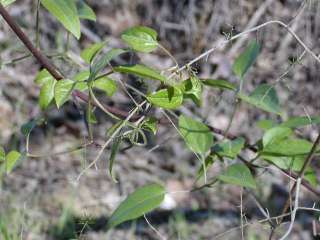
top-left (1, 3), bottom-right (319, 199)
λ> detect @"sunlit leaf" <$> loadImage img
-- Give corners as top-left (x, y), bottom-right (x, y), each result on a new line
top-left (121, 26), bottom-right (158, 53)
top-left (54, 79), bottom-right (75, 108)
top-left (39, 77), bottom-right (57, 110)
top-left (233, 40), bottom-right (260, 78)
top-left (141, 117), bottom-right (158, 135)
top-left (34, 69), bottom-right (54, 86)
top-left (80, 42), bottom-right (106, 64)
top-left (218, 163), bottom-right (256, 189)
top-left (3, 151), bottom-right (21, 174)
top-left (179, 115), bottom-right (213, 154)
top-left (93, 77), bottom-right (117, 96)
top-left (147, 87), bottom-right (183, 109)
top-left (114, 64), bottom-right (166, 82)
top-left (262, 127), bottom-right (292, 148)
top-left (107, 183), bottom-right (165, 229)
top-left (179, 76), bottom-right (202, 106)
top-left (256, 119), bottom-right (275, 130)
top-left (1, 0), bottom-right (16, 7)
top-left (41, 0), bottom-right (81, 39)
top-left (0, 147), bottom-right (5, 163)
top-left (239, 84), bottom-right (281, 114)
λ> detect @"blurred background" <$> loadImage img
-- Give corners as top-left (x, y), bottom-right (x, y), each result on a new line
top-left (0, 0), bottom-right (320, 239)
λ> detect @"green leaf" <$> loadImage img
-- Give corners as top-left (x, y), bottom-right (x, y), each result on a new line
top-left (147, 87), bottom-right (183, 109)
top-left (93, 77), bottom-right (117, 96)
top-left (77, 0), bottom-right (96, 21)
top-left (202, 79), bottom-right (237, 91)
top-left (41, 0), bottom-right (81, 39)
top-left (90, 48), bottom-right (127, 82)
top-left (73, 70), bottom-right (89, 91)
top-left (178, 115), bottom-right (213, 154)
top-left (114, 64), bottom-right (166, 82)
top-left (1, 0), bottom-right (16, 7)
top-left (239, 84), bottom-right (281, 114)
top-left (212, 137), bottom-right (245, 159)
top-left (0, 147), bottom-right (5, 163)
top-left (179, 76), bottom-right (202, 106)
top-left (280, 116), bottom-right (320, 128)
top-left (262, 138), bottom-right (313, 156)
top-left (256, 119), bottom-right (275, 130)
top-left (262, 127), bottom-right (292, 148)
top-left (109, 136), bottom-right (121, 183)
top-left (121, 26), bottom-right (158, 53)
top-left (3, 151), bottom-right (21, 174)
top-left (80, 42), bottom-right (106, 64)
top-left (54, 79), bottom-right (75, 108)
top-left (232, 40), bottom-right (260, 78)
top-left (39, 77), bottom-right (57, 110)
top-left (141, 117), bottom-right (158, 135)
top-left (218, 163), bottom-right (256, 189)
top-left (34, 69), bottom-right (54, 86)
top-left (107, 183), bottom-right (165, 229)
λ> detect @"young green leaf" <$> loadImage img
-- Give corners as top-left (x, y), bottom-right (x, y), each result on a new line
top-left (80, 42), bottom-right (106, 64)
top-left (256, 119), bottom-right (275, 130)
top-left (233, 40), bottom-right (260, 78)
top-left (179, 76), bottom-right (202, 106)
top-left (114, 64), bottom-right (166, 82)
top-left (280, 116), bottom-right (320, 128)
top-left (107, 183), bottom-right (165, 229)
top-left (1, 0), bottom-right (16, 7)
top-left (76, 0), bottom-right (96, 21)
top-left (54, 79), bottom-right (75, 108)
top-left (73, 70), bottom-right (89, 91)
top-left (212, 137), bottom-right (245, 159)
top-left (262, 127), bottom-right (292, 148)
top-left (141, 117), bottom-right (158, 135)
top-left (262, 138), bottom-right (313, 156)
top-left (121, 26), bottom-right (158, 53)
top-left (238, 84), bottom-right (281, 114)
top-left (34, 69), bottom-right (54, 86)
top-left (39, 77), bottom-right (57, 110)
top-left (90, 48), bottom-right (127, 82)
top-left (3, 151), bottom-right (21, 174)
top-left (147, 87), bottom-right (183, 109)
top-left (93, 77), bottom-right (117, 96)
top-left (179, 115), bottom-right (213, 154)
top-left (201, 79), bottom-right (237, 91)
top-left (218, 163), bottom-right (256, 189)
top-left (41, 0), bottom-right (81, 39)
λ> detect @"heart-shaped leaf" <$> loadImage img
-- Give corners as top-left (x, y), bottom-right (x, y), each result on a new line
top-left (54, 79), bottom-right (75, 108)
top-left (107, 183), bottom-right (165, 229)
top-left (218, 163), bottom-right (256, 189)
top-left (93, 77), bottom-right (117, 96)
top-left (179, 115), bottom-right (213, 154)
top-left (41, 0), bottom-right (81, 39)
top-left (121, 26), bottom-right (158, 53)
top-left (233, 40), bottom-right (260, 78)
top-left (239, 84), bottom-right (281, 114)
top-left (147, 87), bottom-right (183, 109)
top-left (81, 42), bottom-right (106, 64)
